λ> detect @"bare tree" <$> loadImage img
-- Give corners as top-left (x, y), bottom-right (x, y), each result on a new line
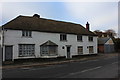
top-left (94, 30), bottom-right (102, 33)
top-left (105, 29), bottom-right (116, 37)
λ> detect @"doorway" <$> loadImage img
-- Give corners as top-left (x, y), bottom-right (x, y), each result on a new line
top-left (66, 45), bottom-right (71, 58)
top-left (5, 46), bottom-right (13, 61)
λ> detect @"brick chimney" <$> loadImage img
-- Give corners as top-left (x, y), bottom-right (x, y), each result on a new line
top-left (86, 22), bottom-right (90, 31)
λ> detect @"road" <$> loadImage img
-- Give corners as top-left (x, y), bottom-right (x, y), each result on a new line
top-left (2, 55), bottom-right (119, 78)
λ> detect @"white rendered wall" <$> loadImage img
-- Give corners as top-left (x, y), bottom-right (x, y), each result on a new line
top-left (3, 30), bottom-right (97, 61)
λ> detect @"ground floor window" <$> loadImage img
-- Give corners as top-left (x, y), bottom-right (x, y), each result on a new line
top-left (78, 46), bottom-right (83, 54)
top-left (40, 46), bottom-right (58, 56)
top-left (40, 40), bottom-right (58, 56)
top-left (19, 44), bottom-right (35, 57)
top-left (89, 46), bottom-right (94, 53)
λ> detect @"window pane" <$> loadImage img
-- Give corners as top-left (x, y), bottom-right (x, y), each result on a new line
top-left (60, 34), bottom-right (67, 41)
top-left (77, 35), bottom-right (82, 41)
top-left (78, 46), bottom-right (83, 54)
top-left (29, 31), bottom-right (31, 37)
top-left (26, 31), bottom-right (28, 37)
top-left (89, 36), bottom-right (93, 41)
top-left (40, 46), bottom-right (57, 56)
top-left (22, 31), bottom-right (25, 36)
top-left (89, 46), bottom-right (93, 53)
top-left (22, 30), bottom-right (32, 37)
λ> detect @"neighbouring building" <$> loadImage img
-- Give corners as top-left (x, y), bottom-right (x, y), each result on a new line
top-left (1, 14), bottom-right (98, 61)
top-left (94, 31), bottom-right (115, 53)
top-left (98, 37), bottom-right (114, 53)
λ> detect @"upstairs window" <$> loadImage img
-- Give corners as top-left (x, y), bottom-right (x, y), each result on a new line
top-left (60, 34), bottom-right (67, 41)
top-left (88, 36), bottom-right (93, 42)
top-left (77, 35), bottom-right (82, 41)
top-left (22, 30), bottom-right (32, 37)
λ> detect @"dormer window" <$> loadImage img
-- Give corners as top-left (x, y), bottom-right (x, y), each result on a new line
top-left (22, 30), bottom-right (32, 37)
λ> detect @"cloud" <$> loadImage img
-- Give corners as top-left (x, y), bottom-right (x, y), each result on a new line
top-left (0, 0), bottom-right (119, 2)
top-left (2, 3), bottom-right (36, 24)
top-left (1, 2), bottom-right (53, 25)
top-left (64, 2), bottom-right (118, 33)
top-left (91, 7), bottom-right (118, 30)
top-left (1, 2), bottom-right (119, 37)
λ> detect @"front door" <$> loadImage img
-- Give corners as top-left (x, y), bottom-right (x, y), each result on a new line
top-left (66, 46), bottom-right (71, 58)
top-left (5, 46), bottom-right (13, 61)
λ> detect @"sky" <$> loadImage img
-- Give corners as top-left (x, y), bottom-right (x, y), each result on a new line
top-left (0, 0), bottom-right (119, 37)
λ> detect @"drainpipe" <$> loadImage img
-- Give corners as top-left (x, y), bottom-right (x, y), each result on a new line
top-left (1, 26), bottom-right (4, 62)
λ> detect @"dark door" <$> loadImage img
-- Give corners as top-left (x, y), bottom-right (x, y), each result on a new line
top-left (67, 46), bottom-right (71, 58)
top-left (5, 46), bottom-right (13, 61)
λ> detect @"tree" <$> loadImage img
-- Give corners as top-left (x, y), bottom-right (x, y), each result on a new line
top-left (114, 38), bottom-right (120, 52)
top-left (94, 30), bottom-right (102, 33)
top-left (94, 29), bottom-right (117, 38)
top-left (94, 30), bottom-right (103, 37)
top-left (105, 29), bottom-right (116, 38)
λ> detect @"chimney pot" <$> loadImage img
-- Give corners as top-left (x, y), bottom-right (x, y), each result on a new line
top-left (33, 14), bottom-right (40, 18)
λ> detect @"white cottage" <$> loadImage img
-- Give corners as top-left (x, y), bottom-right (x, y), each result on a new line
top-left (1, 14), bottom-right (98, 61)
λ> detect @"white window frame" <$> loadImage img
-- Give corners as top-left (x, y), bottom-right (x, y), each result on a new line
top-left (77, 35), bottom-right (82, 41)
top-left (89, 46), bottom-right (94, 53)
top-left (40, 46), bottom-right (57, 56)
top-left (60, 34), bottom-right (67, 41)
top-left (78, 46), bottom-right (83, 54)
top-left (19, 44), bottom-right (35, 57)
top-left (88, 36), bottom-right (93, 42)
top-left (22, 30), bottom-right (32, 37)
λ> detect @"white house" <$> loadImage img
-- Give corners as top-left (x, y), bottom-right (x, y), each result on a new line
top-left (1, 14), bottom-right (98, 61)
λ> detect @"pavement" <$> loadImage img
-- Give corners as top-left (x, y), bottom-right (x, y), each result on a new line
top-left (1, 53), bottom-right (118, 69)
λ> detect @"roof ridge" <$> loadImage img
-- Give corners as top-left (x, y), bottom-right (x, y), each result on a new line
top-left (18, 15), bottom-right (83, 27)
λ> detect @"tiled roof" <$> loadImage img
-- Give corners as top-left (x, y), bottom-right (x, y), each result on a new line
top-left (98, 37), bottom-right (110, 44)
top-left (40, 40), bottom-right (58, 46)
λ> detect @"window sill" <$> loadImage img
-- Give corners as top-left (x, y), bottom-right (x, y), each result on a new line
top-left (21, 36), bottom-right (32, 38)
top-left (18, 55), bottom-right (35, 57)
top-left (40, 55), bottom-right (58, 58)
top-left (77, 40), bottom-right (83, 42)
top-left (89, 41), bottom-right (94, 42)
top-left (60, 40), bottom-right (67, 42)
top-left (41, 54), bottom-right (58, 56)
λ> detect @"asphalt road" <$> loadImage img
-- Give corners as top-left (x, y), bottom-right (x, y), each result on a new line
top-left (2, 55), bottom-right (119, 78)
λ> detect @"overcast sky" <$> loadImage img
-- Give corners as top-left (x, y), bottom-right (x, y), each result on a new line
top-left (0, 0), bottom-right (119, 37)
